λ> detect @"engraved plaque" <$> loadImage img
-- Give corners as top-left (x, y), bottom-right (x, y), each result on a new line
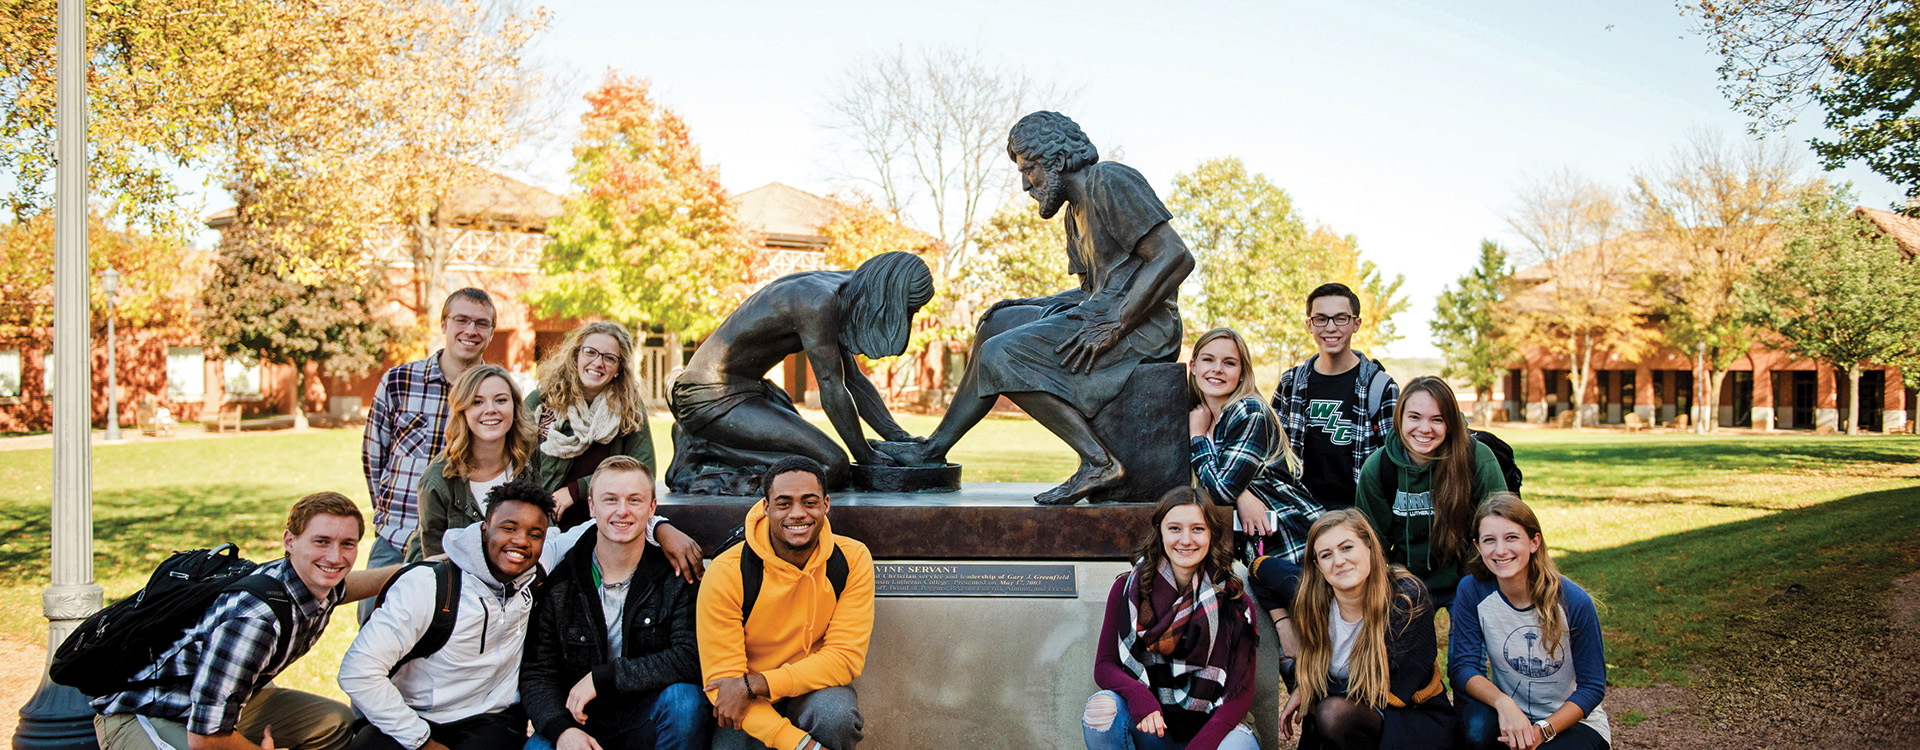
top-left (873, 563), bottom-right (1078, 598)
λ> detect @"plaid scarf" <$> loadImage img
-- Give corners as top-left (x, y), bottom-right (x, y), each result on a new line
top-left (1117, 562), bottom-right (1248, 716)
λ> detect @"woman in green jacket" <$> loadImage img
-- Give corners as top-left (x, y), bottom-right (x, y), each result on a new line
top-left (528, 321), bottom-right (656, 529)
top-left (409, 363), bottom-right (536, 560)
top-left (1354, 375), bottom-right (1507, 610)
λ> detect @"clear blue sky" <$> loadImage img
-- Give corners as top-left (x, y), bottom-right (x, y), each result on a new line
top-left (511, 0), bottom-right (1901, 358)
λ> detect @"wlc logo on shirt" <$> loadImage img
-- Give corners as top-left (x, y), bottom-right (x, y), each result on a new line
top-left (1307, 399), bottom-right (1358, 444)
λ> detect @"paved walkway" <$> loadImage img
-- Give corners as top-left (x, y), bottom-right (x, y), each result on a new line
top-left (0, 416), bottom-right (306, 452)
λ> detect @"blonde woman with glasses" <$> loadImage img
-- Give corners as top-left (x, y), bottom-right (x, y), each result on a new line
top-left (527, 321), bottom-right (657, 529)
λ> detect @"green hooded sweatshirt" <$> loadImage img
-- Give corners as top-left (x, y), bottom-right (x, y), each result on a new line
top-left (1354, 432), bottom-right (1509, 597)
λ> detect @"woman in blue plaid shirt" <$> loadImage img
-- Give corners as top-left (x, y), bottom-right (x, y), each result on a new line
top-left (1187, 327), bottom-right (1325, 684)
top-left (1187, 328), bottom-right (1324, 563)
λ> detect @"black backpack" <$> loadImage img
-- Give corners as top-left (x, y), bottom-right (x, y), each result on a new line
top-left (713, 525), bottom-right (849, 622)
top-left (1372, 429), bottom-right (1524, 497)
top-left (52, 544), bottom-right (293, 697)
top-left (368, 561), bottom-right (464, 675)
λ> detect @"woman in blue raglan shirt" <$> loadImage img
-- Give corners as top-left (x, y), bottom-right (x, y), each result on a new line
top-left (1448, 493), bottom-right (1610, 750)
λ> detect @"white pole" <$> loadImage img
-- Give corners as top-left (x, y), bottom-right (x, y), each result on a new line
top-left (15, 0), bottom-right (104, 744)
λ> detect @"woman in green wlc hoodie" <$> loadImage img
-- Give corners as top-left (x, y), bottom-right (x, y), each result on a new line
top-left (1355, 376), bottom-right (1507, 610)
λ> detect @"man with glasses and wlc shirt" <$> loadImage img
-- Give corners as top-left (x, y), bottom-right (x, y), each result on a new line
top-left (1269, 282), bottom-right (1398, 512)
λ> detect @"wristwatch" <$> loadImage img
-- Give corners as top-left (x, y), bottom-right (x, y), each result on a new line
top-left (1533, 719), bottom-right (1557, 743)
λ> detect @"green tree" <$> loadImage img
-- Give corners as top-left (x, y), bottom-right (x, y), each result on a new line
top-left (1432, 240), bottom-right (1516, 425)
top-left (1685, 0), bottom-right (1896, 131)
top-left (1811, 4), bottom-right (1920, 205)
top-left (0, 210), bottom-right (199, 338)
top-left (1744, 187), bottom-right (1920, 434)
top-left (1, 0), bottom-right (549, 240)
top-left (819, 193), bottom-right (936, 271)
top-left (1632, 131), bottom-right (1813, 432)
top-left (970, 201), bottom-right (1071, 301)
top-left (1169, 156), bottom-right (1406, 365)
top-left (199, 204), bottom-right (400, 429)
top-left (529, 73), bottom-right (754, 338)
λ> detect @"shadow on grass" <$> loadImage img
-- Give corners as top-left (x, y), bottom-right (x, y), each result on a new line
top-left (1514, 438), bottom-right (1920, 479)
top-left (1559, 483), bottom-right (1920, 686)
top-left (0, 483), bottom-right (301, 587)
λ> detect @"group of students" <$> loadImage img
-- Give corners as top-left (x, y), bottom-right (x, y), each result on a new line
top-left (1094, 282), bottom-right (1607, 750)
top-left (89, 288), bottom-right (875, 750)
top-left (84, 282), bottom-right (1606, 750)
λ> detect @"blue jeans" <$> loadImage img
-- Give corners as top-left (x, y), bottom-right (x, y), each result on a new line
top-left (524, 683), bottom-right (710, 750)
top-left (1457, 694), bottom-right (1609, 750)
top-left (709, 686), bottom-right (863, 750)
top-left (1081, 690), bottom-right (1258, 750)
top-left (1247, 556), bottom-right (1302, 611)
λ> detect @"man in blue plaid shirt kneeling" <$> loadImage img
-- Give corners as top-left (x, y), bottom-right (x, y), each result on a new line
top-left (93, 492), bottom-right (396, 750)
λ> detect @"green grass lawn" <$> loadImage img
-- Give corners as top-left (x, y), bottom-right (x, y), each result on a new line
top-left (0, 420), bottom-right (1914, 700)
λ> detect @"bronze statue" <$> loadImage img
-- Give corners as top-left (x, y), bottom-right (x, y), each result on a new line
top-left (666, 251), bottom-right (932, 495)
top-left (879, 111), bottom-right (1194, 505)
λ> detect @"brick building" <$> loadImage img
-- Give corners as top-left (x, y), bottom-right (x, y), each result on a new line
top-left (1492, 207), bottom-right (1917, 433)
top-left (0, 177), bottom-right (944, 431)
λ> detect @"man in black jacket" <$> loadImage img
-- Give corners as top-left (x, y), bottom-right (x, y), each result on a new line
top-left (521, 456), bottom-right (708, 750)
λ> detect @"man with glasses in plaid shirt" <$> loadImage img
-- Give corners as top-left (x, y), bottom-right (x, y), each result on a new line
top-left (361, 288), bottom-right (496, 621)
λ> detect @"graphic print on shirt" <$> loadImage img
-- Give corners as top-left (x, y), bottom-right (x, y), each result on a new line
top-left (1306, 399), bottom-right (1358, 445)
top-left (1502, 625), bottom-right (1563, 679)
top-left (1391, 490), bottom-right (1433, 518)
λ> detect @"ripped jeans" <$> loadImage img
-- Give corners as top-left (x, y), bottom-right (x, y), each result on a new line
top-left (1080, 690), bottom-right (1258, 750)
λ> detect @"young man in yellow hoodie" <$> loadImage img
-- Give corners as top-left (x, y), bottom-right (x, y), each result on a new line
top-left (698, 456), bottom-right (875, 750)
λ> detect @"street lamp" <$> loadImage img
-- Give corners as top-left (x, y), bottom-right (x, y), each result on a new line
top-left (100, 267), bottom-right (120, 442)
top-left (16, 0), bottom-right (104, 745)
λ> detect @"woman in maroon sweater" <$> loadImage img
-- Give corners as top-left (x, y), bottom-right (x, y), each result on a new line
top-left (1086, 487), bottom-right (1259, 750)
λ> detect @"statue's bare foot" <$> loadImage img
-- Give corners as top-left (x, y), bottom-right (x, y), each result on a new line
top-left (871, 440), bottom-right (944, 467)
top-left (1034, 459), bottom-right (1126, 506)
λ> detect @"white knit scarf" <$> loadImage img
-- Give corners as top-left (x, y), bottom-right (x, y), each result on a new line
top-left (540, 393), bottom-right (620, 458)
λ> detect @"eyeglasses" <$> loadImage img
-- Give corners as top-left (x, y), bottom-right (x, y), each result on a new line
top-left (1307, 314), bottom-right (1357, 328)
top-left (447, 315), bottom-right (494, 332)
top-left (578, 346), bottom-right (622, 367)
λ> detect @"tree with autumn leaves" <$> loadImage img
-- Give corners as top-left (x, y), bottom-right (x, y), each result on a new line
top-left (530, 73), bottom-right (755, 338)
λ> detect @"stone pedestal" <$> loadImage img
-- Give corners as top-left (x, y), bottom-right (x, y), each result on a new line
top-left (1087, 362), bottom-right (1189, 504)
top-left (660, 486), bottom-right (1282, 749)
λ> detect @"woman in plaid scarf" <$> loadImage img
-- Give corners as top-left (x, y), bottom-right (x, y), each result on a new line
top-left (1083, 488), bottom-right (1259, 750)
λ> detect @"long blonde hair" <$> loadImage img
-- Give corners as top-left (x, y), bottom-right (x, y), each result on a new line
top-left (1294, 509), bottom-right (1423, 709)
top-left (1397, 375), bottom-right (1477, 566)
top-left (534, 321), bottom-right (647, 434)
top-left (1186, 327), bottom-right (1297, 471)
top-left (1469, 493), bottom-right (1572, 657)
top-left (442, 364), bottom-right (536, 480)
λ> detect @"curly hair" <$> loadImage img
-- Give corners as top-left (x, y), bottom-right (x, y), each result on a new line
top-left (1006, 111), bottom-right (1099, 173)
top-left (839, 251), bottom-right (935, 358)
top-left (534, 321), bottom-right (648, 435)
top-left (485, 479), bottom-right (557, 521)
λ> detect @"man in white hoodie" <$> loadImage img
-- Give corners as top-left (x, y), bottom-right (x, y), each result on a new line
top-left (339, 480), bottom-right (591, 750)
